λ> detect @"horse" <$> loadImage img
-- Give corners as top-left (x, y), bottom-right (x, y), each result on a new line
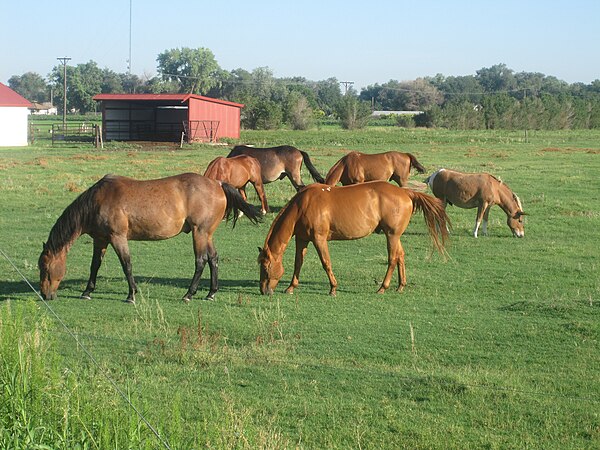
top-left (325, 151), bottom-right (426, 187)
top-left (204, 155), bottom-right (269, 214)
top-left (258, 182), bottom-right (450, 296)
top-left (226, 145), bottom-right (325, 191)
top-left (425, 168), bottom-right (526, 238)
top-left (38, 173), bottom-right (261, 303)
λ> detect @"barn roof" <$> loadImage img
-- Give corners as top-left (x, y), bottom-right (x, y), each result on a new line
top-left (0, 82), bottom-right (33, 107)
top-left (93, 93), bottom-right (243, 108)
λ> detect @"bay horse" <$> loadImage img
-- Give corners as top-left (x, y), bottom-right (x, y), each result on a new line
top-left (325, 151), bottom-right (426, 187)
top-left (425, 168), bottom-right (526, 238)
top-left (38, 173), bottom-right (261, 303)
top-left (258, 182), bottom-right (450, 296)
top-left (226, 145), bottom-right (325, 191)
top-left (204, 155), bottom-right (269, 214)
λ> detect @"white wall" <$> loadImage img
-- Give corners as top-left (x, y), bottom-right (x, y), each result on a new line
top-left (0, 106), bottom-right (29, 146)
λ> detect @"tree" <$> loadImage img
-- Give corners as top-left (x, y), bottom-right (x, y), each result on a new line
top-left (476, 63), bottom-right (517, 93)
top-left (335, 91), bottom-right (371, 129)
top-left (286, 91), bottom-right (314, 130)
top-left (8, 72), bottom-right (48, 103)
top-left (156, 47), bottom-right (225, 94)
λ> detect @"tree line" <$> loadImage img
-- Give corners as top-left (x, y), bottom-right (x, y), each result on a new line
top-left (8, 48), bottom-right (600, 130)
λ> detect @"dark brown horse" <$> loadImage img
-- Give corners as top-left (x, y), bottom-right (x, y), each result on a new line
top-left (425, 168), bottom-right (526, 238)
top-left (227, 145), bottom-right (325, 191)
top-left (204, 155), bottom-right (269, 214)
top-left (325, 151), bottom-right (426, 186)
top-left (38, 173), bottom-right (261, 303)
top-left (258, 182), bottom-right (449, 296)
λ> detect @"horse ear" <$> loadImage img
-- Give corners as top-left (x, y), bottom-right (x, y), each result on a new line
top-left (258, 247), bottom-right (263, 253)
top-left (514, 211), bottom-right (527, 218)
top-left (42, 242), bottom-right (47, 250)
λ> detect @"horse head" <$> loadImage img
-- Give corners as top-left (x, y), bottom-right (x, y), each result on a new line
top-left (507, 194), bottom-right (526, 238)
top-left (257, 246), bottom-right (284, 295)
top-left (38, 243), bottom-right (67, 300)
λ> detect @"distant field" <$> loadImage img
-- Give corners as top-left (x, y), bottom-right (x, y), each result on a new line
top-left (1, 128), bottom-right (599, 448)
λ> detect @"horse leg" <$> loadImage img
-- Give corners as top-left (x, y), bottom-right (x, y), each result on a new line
top-left (287, 170), bottom-right (305, 191)
top-left (390, 173), bottom-right (407, 187)
top-left (111, 237), bottom-right (137, 303)
top-left (183, 230), bottom-right (209, 302)
top-left (252, 180), bottom-right (269, 214)
top-left (377, 235), bottom-right (405, 293)
top-left (312, 238), bottom-right (338, 296)
top-left (481, 205), bottom-right (492, 236)
top-left (205, 241), bottom-right (219, 301)
top-left (81, 239), bottom-right (108, 299)
top-left (473, 203), bottom-right (488, 238)
top-left (285, 238), bottom-right (308, 294)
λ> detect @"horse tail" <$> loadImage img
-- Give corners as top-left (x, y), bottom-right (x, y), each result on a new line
top-left (407, 190), bottom-right (451, 254)
top-left (220, 182), bottom-right (262, 227)
top-left (407, 153), bottom-right (426, 174)
top-left (300, 150), bottom-right (325, 183)
top-left (324, 158), bottom-right (344, 186)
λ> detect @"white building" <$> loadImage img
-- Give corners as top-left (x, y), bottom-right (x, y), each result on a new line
top-left (0, 82), bottom-right (32, 147)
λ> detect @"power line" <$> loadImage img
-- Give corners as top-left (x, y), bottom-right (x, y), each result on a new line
top-left (0, 247), bottom-right (172, 450)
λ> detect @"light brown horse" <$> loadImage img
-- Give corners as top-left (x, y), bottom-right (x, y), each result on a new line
top-left (325, 151), bottom-right (426, 187)
top-left (258, 182), bottom-right (449, 296)
top-left (425, 168), bottom-right (526, 238)
top-left (227, 145), bottom-right (325, 191)
top-left (38, 173), bottom-right (261, 303)
top-left (204, 155), bottom-right (269, 214)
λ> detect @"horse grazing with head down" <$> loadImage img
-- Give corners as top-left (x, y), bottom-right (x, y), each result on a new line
top-left (38, 173), bottom-right (261, 303)
top-left (227, 145), bottom-right (325, 191)
top-left (325, 151), bottom-right (426, 187)
top-left (425, 168), bottom-right (526, 238)
top-left (204, 155), bottom-right (269, 214)
top-left (258, 181), bottom-right (450, 296)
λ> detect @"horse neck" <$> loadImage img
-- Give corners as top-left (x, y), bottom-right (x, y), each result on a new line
top-left (496, 183), bottom-right (520, 216)
top-left (45, 204), bottom-right (85, 256)
top-left (265, 204), bottom-right (298, 259)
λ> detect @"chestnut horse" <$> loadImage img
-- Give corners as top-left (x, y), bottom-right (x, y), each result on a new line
top-left (325, 151), bottom-right (426, 186)
top-left (258, 182), bottom-right (449, 296)
top-left (227, 145), bottom-right (325, 191)
top-left (204, 155), bottom-right (269, 214)
top-left (425, 168), bottom-right (526, 238)
top-left (38, 173), bottom-right (261, 303)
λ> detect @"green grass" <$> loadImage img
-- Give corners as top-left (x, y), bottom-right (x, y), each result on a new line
top-left (1, 128), bottom-right (599, 448)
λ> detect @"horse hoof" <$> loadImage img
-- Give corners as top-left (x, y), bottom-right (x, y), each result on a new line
top-left (204, 294), bottom-right (215, 301)
top-left (123, 298), bottom-right (135, 304)
top-left (80, 294), bottom-right (92, 300)
top-left (182, 296), bottom-right (191, 303)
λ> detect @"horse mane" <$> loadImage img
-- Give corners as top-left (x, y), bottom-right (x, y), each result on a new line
top-left (45, 175), bottom-right (112, 254)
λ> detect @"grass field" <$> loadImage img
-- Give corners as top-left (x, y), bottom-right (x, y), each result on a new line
top-left (1, 128), bottom-right (599, 448)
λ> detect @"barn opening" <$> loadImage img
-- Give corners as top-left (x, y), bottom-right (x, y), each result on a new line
top-left (93, 93), bottom-right (244, 143)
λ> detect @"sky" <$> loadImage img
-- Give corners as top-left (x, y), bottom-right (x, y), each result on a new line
top-left (2, 0), bottom-right (599, 91)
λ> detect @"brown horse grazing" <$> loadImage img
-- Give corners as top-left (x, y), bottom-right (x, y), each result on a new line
top-left (204, 155), bottom-right (269, 214)
top-left (425, 168), bottom-right (526, 238)
top-left (38, 173), bottom-right (261, 303)
top-left (325, 151), bottom-right (426, 187)
top-left (258, 182), bottom-right (449, 296)
top-left (227, 145), bottom-right (325, 191)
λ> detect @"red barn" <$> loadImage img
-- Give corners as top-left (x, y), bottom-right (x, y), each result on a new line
top-left (93, 93), bottom-right (244, 143)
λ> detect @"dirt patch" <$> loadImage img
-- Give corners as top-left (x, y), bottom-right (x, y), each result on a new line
top-left (541, 147), bottom-right (600, 154)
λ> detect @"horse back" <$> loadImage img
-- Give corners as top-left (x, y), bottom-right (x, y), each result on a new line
top-left (93, 173), bottom-right (226, 239)
top-left (431, 169), bottom-right (496, 207)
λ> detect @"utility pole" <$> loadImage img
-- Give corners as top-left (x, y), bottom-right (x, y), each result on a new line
top-left (128, 0), bottom-right (132, 75)
top-left (57, 57), bottom-right (71, 129)
top-left (339, 81), bottom-right (354, 94)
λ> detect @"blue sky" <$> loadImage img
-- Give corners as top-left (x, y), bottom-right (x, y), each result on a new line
top-left (2, 0), bottom-right (598, 90)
